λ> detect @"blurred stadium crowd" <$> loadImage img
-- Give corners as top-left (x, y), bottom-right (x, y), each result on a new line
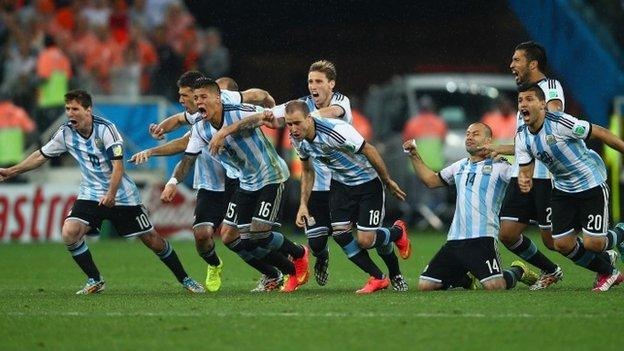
top-left (0, 0), bottom-right (228, 133)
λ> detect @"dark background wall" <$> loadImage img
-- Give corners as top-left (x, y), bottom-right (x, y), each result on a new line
top-left (185, 0), bottom-right (530, 101)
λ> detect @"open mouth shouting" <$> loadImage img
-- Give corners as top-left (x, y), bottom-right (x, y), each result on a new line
top-left (511, 69), bottom-right (520, 84)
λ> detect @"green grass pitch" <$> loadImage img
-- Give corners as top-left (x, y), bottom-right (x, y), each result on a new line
top-left (0, 231), bottom-right (622, 351)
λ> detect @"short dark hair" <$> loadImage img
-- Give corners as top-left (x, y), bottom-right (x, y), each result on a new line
top-left (309, 60), bottom-right (337, 81)
top-left (64, 90), bottom-right (92, 108)
top-left (475, 122), bottom-right (493, 138)
top-left (518, 83), bottom-right (545, 101)
top-left (177, 71), bottom-right (205, 88)
top-left (191, 77), bottom-right (220, 94)
top-left (216, 77), bottom-right (239, 91)
top-left (285, 100), bottom-right (310, 116)
top-left (515, 41), bottom-right (547, 73)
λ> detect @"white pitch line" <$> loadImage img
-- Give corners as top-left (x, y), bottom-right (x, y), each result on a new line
top-left (2, 311), bottom-right (608, 318)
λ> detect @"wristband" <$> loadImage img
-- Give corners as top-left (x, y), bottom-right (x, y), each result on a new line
top-left (167, 177), bottom-right (178, 186)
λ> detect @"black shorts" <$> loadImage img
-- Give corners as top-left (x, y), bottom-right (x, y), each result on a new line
top-left (420, 237), bottom-right (503, 284)
top-left (551, 183), bottom-right (609, 238)
top-left (66, 200), bottom-right (153, 237)
top-left (223, 182), bottom-right (284, 229)
top-left (193, 177), bottom-right (239, 229)
top-left (499, 177), bottom-right (552, 229)
top-left (330, 178), bottom-right (385, 231)
top-left (305, 191), bottom-right (331, 238)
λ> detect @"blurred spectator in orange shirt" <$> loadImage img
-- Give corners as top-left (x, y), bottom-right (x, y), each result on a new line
top-left (35, 34), bottom-right (71, 131)
top-left (68, 15), bottom-right (99, 65)
top-left (37, 36), bottom-right (72, 79)
top-left (0, 97), bottom-right (36, 171)
top-left (402, 95), bottom-right (447, 142)
top-left (352, 108), bottom-right (373, 140)
top-left (349, 96), bottom-right (373, 141)
top-left (130, 26), bottom-right (158, 94)
top-left (83, 25), bottom-right (123, 93)
top-left (480, 95), bottom-right (517, 144)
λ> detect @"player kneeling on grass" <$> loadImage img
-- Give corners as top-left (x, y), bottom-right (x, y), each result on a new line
top-left (0, 90), bottom-right (204, 294)
top-left (404, 122), bottom-right (538, 291)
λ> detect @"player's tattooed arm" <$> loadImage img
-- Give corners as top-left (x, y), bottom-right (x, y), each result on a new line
top-left (208, 110), bottom-right (275, 155)
top-left (0, 150), bottom-right (48, 181)
top-left (160, 154), bottom-right (198, 202)
top-left (403, 139), bottom-right (445, 188)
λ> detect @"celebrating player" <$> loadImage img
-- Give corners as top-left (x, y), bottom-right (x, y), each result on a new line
top-left (0, 90), bottom-right (204, 294)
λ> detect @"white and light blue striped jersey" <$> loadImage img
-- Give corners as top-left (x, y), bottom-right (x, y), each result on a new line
top-left (515, 112), bottom-right (606, 193)
top-left (40, 115), bottom-right (141, 205)
top-left (302, 93), bottom-right (353, 191)
top-left (273, 92), bottom-right (353, 191)
top-left (185, 103), bottom-right (289, 191)
top-left (291, 117), bottom-right (377, 186)
top-left (440, 157), bottom-right (512, 241)
top-left (511, 78), bottom-right (565, 179)
top-left (184, 110), bottom-right (239, 192)
top-left (182, 89), bottom-right (241, 191)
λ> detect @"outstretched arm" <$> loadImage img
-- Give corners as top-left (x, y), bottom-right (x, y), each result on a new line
top-left (241, 88), bottom-right (276, 108)
top-left (360, 142), bottom-right (406, 200)
top-left (311, 105), bottom-right (346, 119)
top-left (149, 113), bottom-right (189, 140)
top-left (403, 139), bottom-right (445, 188)
top-left (590, 124), bottom-right (624, 154)
top-left (481, 143), bottom-right (515, 157)
top-left (0, 150), bottom-right (48, 181)
top-left (130, 134), bottom-right (191, 164)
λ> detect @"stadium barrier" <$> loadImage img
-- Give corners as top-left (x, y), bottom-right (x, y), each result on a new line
top-left (0, 183), bottom-right (197, 243)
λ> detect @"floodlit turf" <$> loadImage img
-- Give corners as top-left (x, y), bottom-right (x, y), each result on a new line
top-left (0, 231), bottom-right (622, 351)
